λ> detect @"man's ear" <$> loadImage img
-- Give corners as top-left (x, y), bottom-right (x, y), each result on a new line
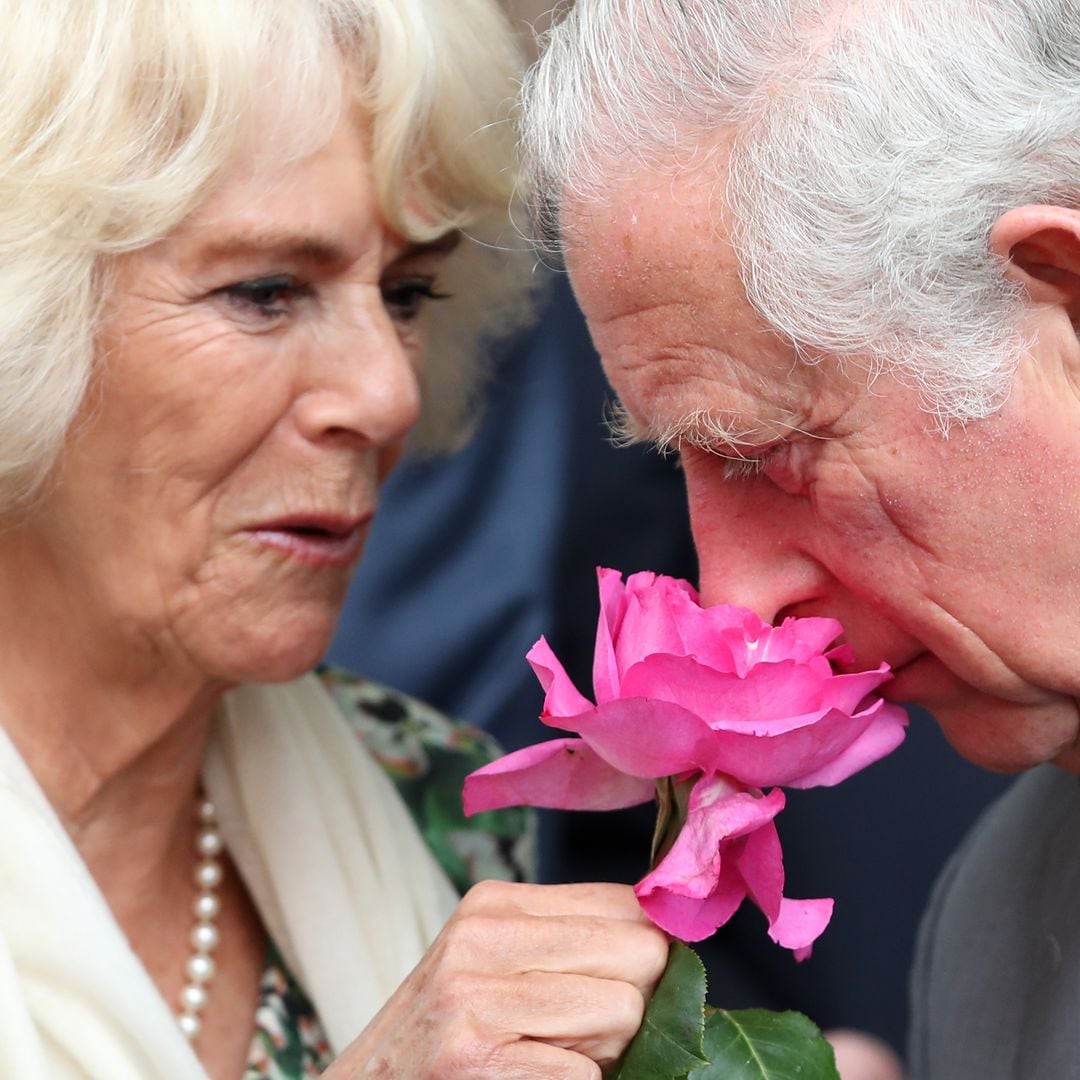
top-left (990, 205), bottom-right (1080, 319)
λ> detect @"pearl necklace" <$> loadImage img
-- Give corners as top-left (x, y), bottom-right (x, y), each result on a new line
top-left (177, 796), bottom-right (224, 1042)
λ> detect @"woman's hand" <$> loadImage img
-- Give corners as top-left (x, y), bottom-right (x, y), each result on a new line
top-left (325, 880), bottom-right (669, 1079)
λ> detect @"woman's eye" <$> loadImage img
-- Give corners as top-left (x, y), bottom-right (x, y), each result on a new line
top-left (217, 276), bottom-right (311, 320)
top-left (381, 277), bottom-right (451, 323)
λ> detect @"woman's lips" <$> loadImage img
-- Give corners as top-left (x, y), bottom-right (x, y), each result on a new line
top-left (245, 514), bottom-right (371, 568)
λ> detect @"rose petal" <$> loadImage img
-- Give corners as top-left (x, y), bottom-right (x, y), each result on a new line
top-left (636, 857), bottom-right (747, 942)
top-left (665, 600), bottom-right (756, 674)
top-left (757, 617), bottom-right (845, 664)
top-left (593, 568), bottom-right (629, 704)
top-left (620, 655), bottom-right (835, 733)
top-left (643, 781), bottom-right (786, 899)
top-left (526, 637), bottom-right (595, 720)
top-left (826, 642), bottom-right (856, 666)
top-left (699, 707), bottom-right (885, 788)
top-left (463, 738), bottom-right (655, 815)
top-left (734, 818), bottom-right (785, 925)
top-left (817, 666), bottom-right (894, 713)
top-left (786, 700), bottom-right (909, 788)
top-left (623, 568), bottom-right (677, 600)
top-left (614, 585), bottom-right (691, 673)
top-left (767, 897), bottom-right (835, 961)
top-left (555, 697), bottom-right (721, 777)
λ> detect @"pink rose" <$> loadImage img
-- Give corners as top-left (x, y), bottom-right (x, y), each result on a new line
top-left (464, 568), bottom-right (908, 956)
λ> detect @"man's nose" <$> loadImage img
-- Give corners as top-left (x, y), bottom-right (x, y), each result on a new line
top-left (293, 304), bottom-right (421, 449)
top-left (682, 446), bottom-right (828, 623)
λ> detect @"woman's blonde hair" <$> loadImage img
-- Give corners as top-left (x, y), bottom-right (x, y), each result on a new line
top-left (0, 0), bottom-right (530, 509)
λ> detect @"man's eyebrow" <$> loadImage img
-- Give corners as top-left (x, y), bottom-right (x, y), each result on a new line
top-left (607, 400), bottom-right (768, 456)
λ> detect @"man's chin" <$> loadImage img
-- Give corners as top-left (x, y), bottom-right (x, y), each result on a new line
top-left (936, 711), bottom-right (1054, 774)
top-left (885, 656), bottom-right (1080, 774)
top-left (902, 673), bottom-right (1080, 777)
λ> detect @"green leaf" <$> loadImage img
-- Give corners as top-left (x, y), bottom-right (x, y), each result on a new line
top-left (688, 1008), bottom-right (840, 1080)
top-left (613, 941), bottom-right (709, 1080)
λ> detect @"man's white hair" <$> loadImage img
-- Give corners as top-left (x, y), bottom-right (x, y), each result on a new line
top-left (523, 0), bottom-right (1080, 422)
top-left (0, 0), bottom-right (528, 510)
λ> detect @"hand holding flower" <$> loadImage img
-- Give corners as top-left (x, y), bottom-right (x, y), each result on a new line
top-left (327, 880), bottom-right (668, 1078)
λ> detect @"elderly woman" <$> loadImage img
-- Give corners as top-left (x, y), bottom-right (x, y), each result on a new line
top-left (0, 2), bottom-right (669, 1077)
top-left (522, 1), bottom-right (1080, 1078)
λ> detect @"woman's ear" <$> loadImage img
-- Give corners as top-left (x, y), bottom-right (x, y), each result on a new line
top-left (991, 206), bottom-right (1080, 319)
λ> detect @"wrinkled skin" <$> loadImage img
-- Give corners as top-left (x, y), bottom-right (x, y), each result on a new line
top-left (327, 881), bottom-right (668, 1079)
top-left (2, 110), bottom-right (432, 697)
top-left (0, 104), bottom-right (668, 1079)
top-left (564, 159), bottom-right (1080, 776)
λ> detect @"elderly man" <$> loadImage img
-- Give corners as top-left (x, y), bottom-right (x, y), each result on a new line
top-left (523, 1), bottom-right (1080, 1077)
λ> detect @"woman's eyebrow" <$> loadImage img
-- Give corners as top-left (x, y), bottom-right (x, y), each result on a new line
top-left (192, 227), bottom-right (462, 270)
top-left (191, 229), bottom-right (352, 270)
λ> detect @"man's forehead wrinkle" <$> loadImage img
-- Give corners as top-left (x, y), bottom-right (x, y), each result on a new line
top-left (601, 296), bottom-right (700, 333)
top-left (615, 348), bottom-right (745, 399)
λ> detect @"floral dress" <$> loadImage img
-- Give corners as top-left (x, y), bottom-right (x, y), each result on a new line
top-left (240, 666), bottom-right (534, 1079)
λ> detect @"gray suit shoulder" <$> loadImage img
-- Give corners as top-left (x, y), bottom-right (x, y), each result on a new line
top-left (909, 764), bottom-right (1080, 1079)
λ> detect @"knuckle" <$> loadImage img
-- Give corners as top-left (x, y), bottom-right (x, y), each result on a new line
top-left (438, 910), bottom-right (523, 972)
top-left (605, 921), bottom-right (669, 990)
top-left (610, 979), bottom-right (647, 1032)
top-left (428, 1027), bottom-right (498, 1076)
top-left (460, 877), bottom-right (518, 911)
top-left (572, 881), bottom-right (637, 912)
top-left (426, 968), bottom-right (492, 1019)
top-left (640, 926), bottom-right (671, 981)
top-left (438, 911), bottom-right (492, 963)
top-left (427, 1028), bottom-right (488, 1071)
top-left (571, 1058), bottom-right (603, 1080)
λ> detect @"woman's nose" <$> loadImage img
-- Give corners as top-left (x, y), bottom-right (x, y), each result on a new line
top-left (293, 305), bottom-right (421, 449)
top-left (682, 448), bottom-right (828, 623)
